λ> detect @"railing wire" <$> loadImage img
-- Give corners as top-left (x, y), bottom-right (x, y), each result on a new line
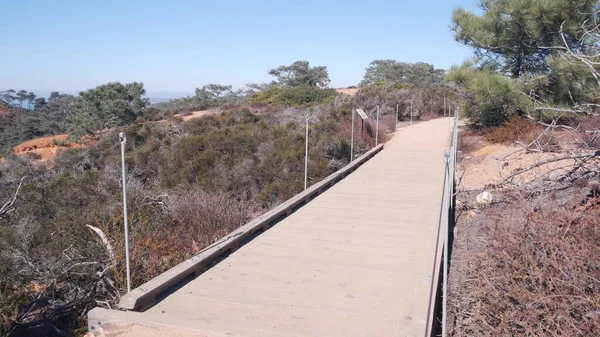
top-left (441, 112), bottom-right (459, 337)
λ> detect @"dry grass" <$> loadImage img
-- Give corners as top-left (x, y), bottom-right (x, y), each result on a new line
top-left (451, 117), bottom-right (600, 335)
top-left (449, 187), bottom-right (600, 336)
top-left (484, 116), bottom-right (559, 152)
top-left (578, 116), bottom-right (600, 149)
top-left (163, 191), bottom-right (254, 255)
top-left (95, 191), bottom-right (253, 290)
top-left (457, 128), bottom-right (486, 154)
top-left (484, 116), bottom-right (541, 144)
top-left (335, 87), bottom-right (360, 96)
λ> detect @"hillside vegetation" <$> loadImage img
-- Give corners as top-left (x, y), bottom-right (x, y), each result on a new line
top-left (0, 59), bottom-right (451, 336)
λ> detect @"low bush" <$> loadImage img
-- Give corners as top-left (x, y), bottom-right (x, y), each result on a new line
top-left (163, 191), bottom-right (254, 252)
top-left (450, 188), bottom-right (600, 336)
top-left (579, 116), bottom-right (600, 149)
top-left (25, 152), bottom-right (42, 160)
top-left (249, 86), bottom-right (337, 107)
top-left (457, 129), bottom-right (486, 154)
top-left (484, 116), bottom-right (560, 152)
top-left (52, 138), bottom-right (67, 147)
top-left (484, 116), bottom-right (542, 144)
top-left (447, 65), bottom-right (533, 126)
top-left (353, 81), bottom-right (457, 121)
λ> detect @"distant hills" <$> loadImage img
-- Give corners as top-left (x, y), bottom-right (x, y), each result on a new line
top-left (20, 90), bottom-right (192, 104)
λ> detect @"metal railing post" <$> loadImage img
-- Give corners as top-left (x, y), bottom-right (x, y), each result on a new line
top-left (442, 151), bottom-right (450, 337)
top-left (350, 109), bottom-right (355, 162)
top-left (395, 104), bottom-right (399, 130)
top-left (119, 132), bottom-right (131, 293)
top-left (410, 97), bottom-right (414, 124)
top-left (444, 95), bottom-right (447, 117)
top-left (375, 105), bottom-right (380, 147)
top-left (304, 115), bottom-right (309, 191)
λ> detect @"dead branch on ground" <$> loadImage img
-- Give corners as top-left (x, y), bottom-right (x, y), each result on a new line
top-left (499, 152), bottom-right (599, 185)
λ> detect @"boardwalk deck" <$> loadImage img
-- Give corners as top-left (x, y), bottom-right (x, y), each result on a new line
top-left (88, 118), bottom-right (453, 337)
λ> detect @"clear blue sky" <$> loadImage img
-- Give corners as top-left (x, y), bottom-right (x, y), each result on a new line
top-left (1, 0), bottom-right (476, 98)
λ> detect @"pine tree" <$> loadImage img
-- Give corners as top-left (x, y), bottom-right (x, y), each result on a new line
top-left (452, 0), bottom-right (597, 78)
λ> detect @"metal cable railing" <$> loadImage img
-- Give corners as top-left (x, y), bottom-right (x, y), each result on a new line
top-left (441, 113), bottom-right (459, 337)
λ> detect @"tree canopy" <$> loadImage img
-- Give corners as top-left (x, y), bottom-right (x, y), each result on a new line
top-left (68, 82), bottom-right (148, 137)
top-left (360, 60), bottom-right (445, 87)
top-left (0, 89), bottom-right (36, 109)
top-left (452, 0), bottom-right (597, 78)
top-left (449, 0), bottom-right (600, 126)
top-left (156, 84), bottom-right (248, 114)
top-left (0, 91), bottom-right (78, 154)
top-left (448, 64), bottom-right (533, 125)
top-left (33, 93), bottom-right (77, 135)
top-left (0, 82), bottom-right (150, 153)
top-left (267, 61), bottom-right (331, 88)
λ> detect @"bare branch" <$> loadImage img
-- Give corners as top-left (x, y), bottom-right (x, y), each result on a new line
top-left (498, 152), bottom-right (599, 185)
top-left (0, 177), bottom-right (25, 219)
top-left (534, 106), bottom-right (596, 116)
top-left (86, 224), bottom-right (116, 266)
top-left (558, 21), bottom-right (600, 87)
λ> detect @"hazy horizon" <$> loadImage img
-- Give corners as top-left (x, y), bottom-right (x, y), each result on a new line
top-left (1, 0), bottom-right (476, 94)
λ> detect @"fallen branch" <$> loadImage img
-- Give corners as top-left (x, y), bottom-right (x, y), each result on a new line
top-left (525, 115), bottom-right (600, 148)
top-left (86, 224), bottom-right (116, 266)
top-left (534, 106), bottom-right (595, 116)
top-left (525, 115), bottom-right (578, 131)
top-left (502, 118), bottom-right (559, 160)
top-left (499, 152), bottom-right (599, 185)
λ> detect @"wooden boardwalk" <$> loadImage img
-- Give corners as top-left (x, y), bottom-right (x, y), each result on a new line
top-left (89, 118), bottom-right (453, 337)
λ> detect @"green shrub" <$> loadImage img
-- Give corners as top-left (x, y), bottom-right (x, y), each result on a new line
top-left (25, 152), bottom-right (42, 160)
top-left (51, 138), bottom-right (67, 147)
top-left (249, 86), bottom-right (337, 107)
top-left (447, 65), bottom-right (533, 126)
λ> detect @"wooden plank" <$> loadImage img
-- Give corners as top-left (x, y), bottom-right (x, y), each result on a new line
top-left (118, 145), bottom-right (384, 311)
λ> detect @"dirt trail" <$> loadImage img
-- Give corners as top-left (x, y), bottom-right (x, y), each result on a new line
top-left (180, 109), bottom-right (212, 121)
top-left (335, 88), bottom-right (360, 96)
top-left (459, 142), bottom-right (579, 190)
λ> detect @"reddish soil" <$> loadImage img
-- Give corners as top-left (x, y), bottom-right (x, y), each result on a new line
top-left (12, 135), bottom-right (86, 161)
